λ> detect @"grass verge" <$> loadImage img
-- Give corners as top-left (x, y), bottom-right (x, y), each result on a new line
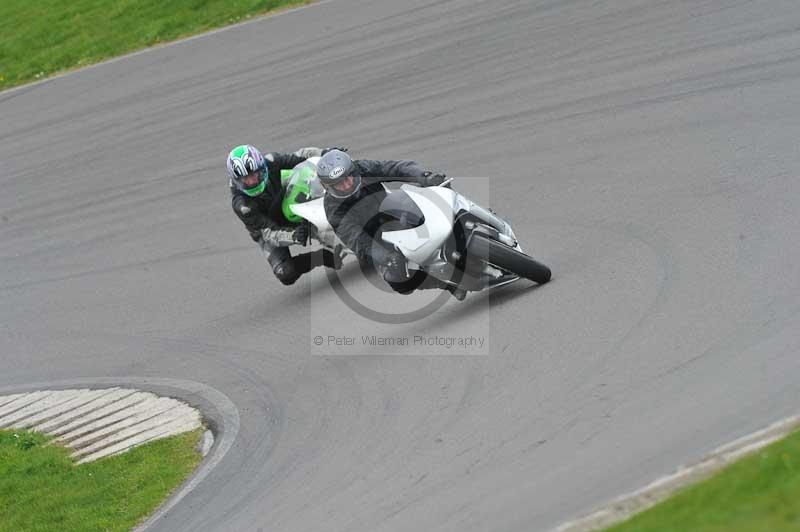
top-left (0, 428), bottom-right (203, 532)
top-left (0, 0), bottom-right (313, 90)
top-left (605, 428), bottom-right (800, 532)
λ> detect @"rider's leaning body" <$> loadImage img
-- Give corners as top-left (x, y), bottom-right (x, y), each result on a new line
top-left (227, 144), bottom-right (341, 285)
top-left (316, 150), bottom-right (461, 297)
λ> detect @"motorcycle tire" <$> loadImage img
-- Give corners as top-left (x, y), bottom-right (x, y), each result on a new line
top-left (466, 234), bottom-right (551, 284)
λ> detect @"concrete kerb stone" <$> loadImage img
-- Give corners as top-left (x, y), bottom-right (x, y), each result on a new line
top-left (0, 389), bottom-right (202, 463)
top-left (0, 377), bottom-right (240, 532)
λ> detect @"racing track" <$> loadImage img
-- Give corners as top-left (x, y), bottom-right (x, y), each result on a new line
top-left (3, 1), bottom-right (800, 530)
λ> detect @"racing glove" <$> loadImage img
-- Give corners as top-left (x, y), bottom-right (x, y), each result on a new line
top-left (421, 171), bottom-right (447, 187)
top-left (292, 220), bottom-right (312, 246)
top-left (321, 146), bottom-right (349, 155)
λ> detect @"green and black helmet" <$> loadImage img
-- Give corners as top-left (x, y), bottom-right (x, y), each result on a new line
top-left (227, 144), bottom-right (267, 196)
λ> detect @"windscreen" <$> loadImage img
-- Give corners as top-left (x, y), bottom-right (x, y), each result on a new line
top-left (379, 189), bottom-right (425, 229)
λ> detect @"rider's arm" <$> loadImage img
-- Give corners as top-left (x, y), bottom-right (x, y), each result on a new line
top-left (292, 146), bottom-right (324, 159)
top-left (232, 194), bottom-right (270, 239)
top-left (266, 147), bottom-right (323, 171)
top-left (355, 160), bottom-right (445, 187)
top-left (324, 197), bottom-right (391, 263)
top-left (232, 191), bottom-right (297, 245)
top-left (356, 159), bottom-right (426, 184)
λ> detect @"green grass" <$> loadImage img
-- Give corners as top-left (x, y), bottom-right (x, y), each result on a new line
top-left (606, 429), bottom-right (800, 532)
top-left (0, 428), bottom-right (203, 532)
top-left (0, 0), bottom-right (312, 90)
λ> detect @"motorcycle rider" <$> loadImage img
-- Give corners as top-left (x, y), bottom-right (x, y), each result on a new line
top-left (228, 144), bottom-right (343, 285)
top-left (316, 149), bottom-right (465, 299)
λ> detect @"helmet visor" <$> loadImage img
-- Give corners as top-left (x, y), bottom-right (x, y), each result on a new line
top-left (240, 172), bottom-right (261, 189)
top-left (327, 174), bottom-right (361, 199)
top-left (236, 170), bottom-right (266, 196)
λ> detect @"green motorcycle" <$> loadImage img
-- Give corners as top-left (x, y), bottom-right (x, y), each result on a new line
top-left (279, 157), bottom-right (352, 255)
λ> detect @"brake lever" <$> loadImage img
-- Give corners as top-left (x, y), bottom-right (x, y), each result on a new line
top-left (440, 177), bottom-right (454, 189)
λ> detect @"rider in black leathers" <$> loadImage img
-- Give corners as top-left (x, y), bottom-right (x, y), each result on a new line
top-left (317, 150), bottom-right (458, 296)
top-left (228, 144), bottom-right (342, 285)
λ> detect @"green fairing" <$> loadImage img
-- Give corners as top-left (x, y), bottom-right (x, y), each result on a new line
top-left (281, 164), bottom-right (318, 223)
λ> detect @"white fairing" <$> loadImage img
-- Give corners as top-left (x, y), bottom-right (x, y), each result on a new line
top-left (290, 198), bottom-right (331, 233)
top-left (381, 185), bottom-right (457, 265)
top-left (290, 199), bottom-right (346, 252)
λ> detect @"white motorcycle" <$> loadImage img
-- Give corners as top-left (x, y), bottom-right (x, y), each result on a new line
top-left (281, 158), bottom-right (551, 296)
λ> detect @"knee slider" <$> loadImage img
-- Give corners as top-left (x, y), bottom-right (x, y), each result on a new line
top-left (268, 248), bottom-right (300, 286)
top-left (272, 259), bottom-right (300, 285)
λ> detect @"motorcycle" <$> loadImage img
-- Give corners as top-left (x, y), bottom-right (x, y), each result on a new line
top-left (280, 157), bottom-right (551, 296)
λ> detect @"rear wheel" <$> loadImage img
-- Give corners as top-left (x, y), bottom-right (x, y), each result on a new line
top-left (466, 234), bottom-right (551, 284)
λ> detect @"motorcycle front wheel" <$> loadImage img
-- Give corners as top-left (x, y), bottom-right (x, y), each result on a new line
top-left (466, 234), bottom-right (551, 284)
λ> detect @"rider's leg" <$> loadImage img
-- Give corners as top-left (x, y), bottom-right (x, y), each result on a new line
top-left (292, 249), bottom-right (342, 274)
top-left (266, 246), bottom-right (301, 285)
top-left (261, 239), bottom-right (342, 286)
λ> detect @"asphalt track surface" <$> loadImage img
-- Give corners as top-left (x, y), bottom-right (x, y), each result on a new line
top-left (2, 1), bottom-right (800, 530)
